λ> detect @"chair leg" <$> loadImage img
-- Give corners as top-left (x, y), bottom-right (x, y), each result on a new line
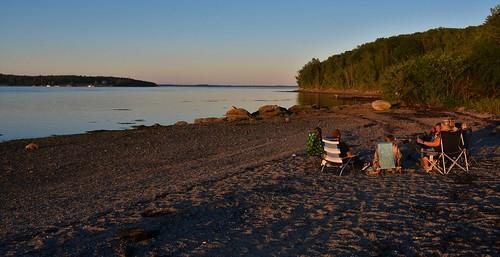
top-left (339, 165), bottom-right (346, 176)
top-left (429, 155), bottom-right (444, 174)
top-left (443, 152), bottom-right (469, 174)
top-left (464, 150), bottom-right (469, 172)
top-left (320, 164), bottom-right (326, 173)
top-left (445, 154), bottom-right (461, 173)
top-left (442, 153), bottom-right (448, 174)
top-left (339, 159), bottom-right (351, 176)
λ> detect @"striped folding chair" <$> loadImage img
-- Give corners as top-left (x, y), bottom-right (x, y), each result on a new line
top-left (320, 138), bottom-right (355, 176)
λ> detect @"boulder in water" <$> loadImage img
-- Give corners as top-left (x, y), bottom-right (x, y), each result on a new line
top-left (371, 100), bottom-right (391, 111)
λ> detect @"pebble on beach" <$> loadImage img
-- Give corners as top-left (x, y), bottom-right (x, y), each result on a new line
top-left (174, 121), bottom-right (189, 126)
top-left (25, 143), bottom-right (39, 151)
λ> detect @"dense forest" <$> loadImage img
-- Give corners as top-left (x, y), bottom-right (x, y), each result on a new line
top-left (0, 74), bottom-right (157, 87)
top-left (296, 6), bottom-right (500, 112)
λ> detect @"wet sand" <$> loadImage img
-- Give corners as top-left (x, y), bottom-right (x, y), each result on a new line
top-left (0, 104), bottom-right (499, 256)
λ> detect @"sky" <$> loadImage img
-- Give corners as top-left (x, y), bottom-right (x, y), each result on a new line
top-left (0, 0), bottom-right (498, 85)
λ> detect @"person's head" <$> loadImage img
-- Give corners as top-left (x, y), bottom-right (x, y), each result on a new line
top-left (384, 135), bottom-right (396, 142)
top-left (440, 120), bottom-right (450, 131)
top-left (331, 129), bottom-right (341, 139)
top-left (448, 119), bottom-right (455, 127)
top-left (431, 123), bottom-right (440, 133)
top-left (435, 123), bottom-right (442, 133)
top-left (312, 127), bottom-right (322, 137)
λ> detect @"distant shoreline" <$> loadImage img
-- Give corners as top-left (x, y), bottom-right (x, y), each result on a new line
top-left (297, 88), bottom-right (382, 98)
top-left (0, 85), bottom-right (157, 87)
top-left (0, 84), bottom-right (297, 88)
top-left (0, 74), bottom-right (157, 87)
top-left (159, 84), bottom-right (298, 88)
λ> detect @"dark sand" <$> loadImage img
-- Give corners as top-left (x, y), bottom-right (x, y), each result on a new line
top-left (0, 104), bottom-right (499, 256)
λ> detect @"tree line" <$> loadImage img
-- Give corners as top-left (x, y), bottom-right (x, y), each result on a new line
top-left (296, 5), bottom-right (500, 112)
top-left (0, 74), bottom-right (157, 87)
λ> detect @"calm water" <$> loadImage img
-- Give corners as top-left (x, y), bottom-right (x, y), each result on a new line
top-left (0, 86), bottom-right (371, 141)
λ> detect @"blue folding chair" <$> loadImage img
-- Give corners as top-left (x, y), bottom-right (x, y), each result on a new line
top-left (377, 142), bottom-right (396, 170)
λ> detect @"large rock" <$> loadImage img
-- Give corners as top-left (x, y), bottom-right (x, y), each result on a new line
top-left (194, 117), bottom-right (225, 124)
top-left (288, 105), bottom-right (317, 114)
top-left (371, 100), bottom-right (392, 111)
top-left (225, 106), bottom-right (251, 122)
top-left (256, 105), bottom-right (288, 119)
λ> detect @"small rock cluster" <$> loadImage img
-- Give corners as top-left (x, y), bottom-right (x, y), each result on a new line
top-left (178, 104), bottom-right (328, 126)
top-left (176, 100), bottom-right (392, 126)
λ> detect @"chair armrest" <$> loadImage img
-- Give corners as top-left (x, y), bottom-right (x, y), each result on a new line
top-left (421, 150), bottom-right (439, 155)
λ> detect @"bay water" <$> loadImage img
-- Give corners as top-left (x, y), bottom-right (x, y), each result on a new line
top-left (0, 86), bottom-right (370, 141)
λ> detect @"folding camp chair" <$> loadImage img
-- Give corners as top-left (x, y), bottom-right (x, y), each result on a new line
top-left (320, 138), bottom-right (355, 176)
top-left (375, 142), bottom-right (401, 171)
top-left (437, 130), bottom-right (469, 174)
top-left (422, 130), bottom-right (469, 174)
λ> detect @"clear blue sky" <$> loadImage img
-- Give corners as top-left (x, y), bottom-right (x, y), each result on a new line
top-left (0, 0), bottom-right (497, 85)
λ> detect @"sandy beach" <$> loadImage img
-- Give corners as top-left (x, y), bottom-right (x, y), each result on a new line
top-left (1, 103), bottom-right (499, 256)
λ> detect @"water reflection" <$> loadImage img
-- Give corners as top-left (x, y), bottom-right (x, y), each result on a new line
top-left (297, 92), bottom-right (373, 107)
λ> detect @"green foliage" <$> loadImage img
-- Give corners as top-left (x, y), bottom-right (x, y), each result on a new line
top-left (383, 53), bottom-right (468, 107)
top-left (296, 58), bottom-right (322, 89)
top-left (467, 40), bottom-right (500, 97)
top-left (485, 5), bottom-right (500, 26)
top-left (483, 5), bottom-right (500, 43)
top-left (297, 5), bottom-right (500, 113)
top-left (306, 131), bottom-right (323, 157)
top-left (469, 98), bottom-right (500, 114)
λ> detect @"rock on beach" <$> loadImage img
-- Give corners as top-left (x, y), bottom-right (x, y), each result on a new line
top-left (371, 100), bottom-right (392, 111)
top-left (288, 105), bottom-right (318, 114)
top-left (226, 106), bottom-right (252, 122)
top-left (194, 117), bottom-right (225, 125)
top-left (25, 143), bottom-right (39, 151)
top-left (174, 121), bottom-right (189, 126)
top-left (256, 105), bottom-right (289, 119)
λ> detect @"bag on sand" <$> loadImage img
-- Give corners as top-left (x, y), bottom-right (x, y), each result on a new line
top-left (306, 132), bottom-right (323, 157)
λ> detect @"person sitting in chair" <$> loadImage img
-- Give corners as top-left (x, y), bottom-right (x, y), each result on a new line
top-left (423, 123), bottom-right (441, 142)
top-left (416, 121), bottom-right (451, 172)
top-left (371, 135), bottom-right (401, 174)
top-left (330, 129), bottom-right (353, 159)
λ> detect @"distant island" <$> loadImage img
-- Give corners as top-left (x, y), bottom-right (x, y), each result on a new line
top-left (297, 5), bottom-right (499, 113)
top-left (0, 74), bottom-right (157, 87)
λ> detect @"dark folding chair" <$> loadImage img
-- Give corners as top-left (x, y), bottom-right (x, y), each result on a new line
top-left (435, 130), bottom-right (470, 174)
